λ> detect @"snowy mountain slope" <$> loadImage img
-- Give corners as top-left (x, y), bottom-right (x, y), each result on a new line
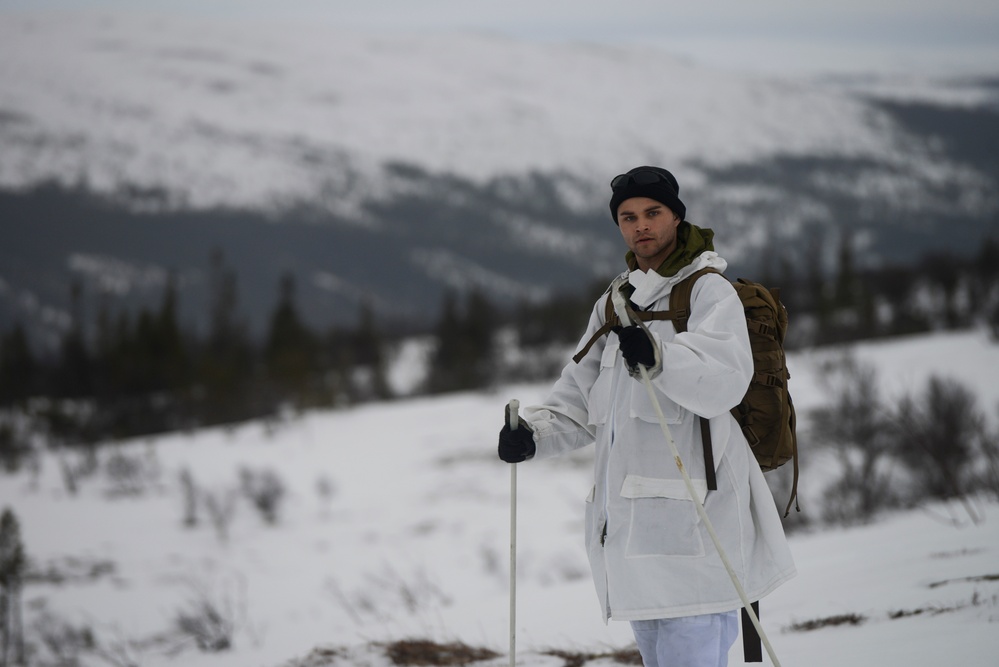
top-left (2, 11), bottom-right (998, 337)
top-left (0, 12), bottom-right (918, 211)
top-left (0, 329), bottom-right (997, 667)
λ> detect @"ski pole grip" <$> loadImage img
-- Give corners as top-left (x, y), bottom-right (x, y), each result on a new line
top-left (507, 399), bottom-right (520, 431)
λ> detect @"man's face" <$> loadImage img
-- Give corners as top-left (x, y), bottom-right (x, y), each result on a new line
top-left (616, 196), bottom-right (682, 272)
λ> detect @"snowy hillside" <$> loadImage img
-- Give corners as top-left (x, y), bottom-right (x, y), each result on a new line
top-left (2, 10), bottom-right (998, 339)
top-left (0, 329), bottom-right (997, 666)
top-left (0, 11), bottom-right (986, 214)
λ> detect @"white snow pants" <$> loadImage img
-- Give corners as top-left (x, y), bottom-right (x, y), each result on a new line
top-left (630, 610), bottom-right (738, 667)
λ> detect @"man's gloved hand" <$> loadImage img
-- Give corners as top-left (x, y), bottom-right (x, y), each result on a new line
top-left (498, 421), bottom-right (535, 463)
top-left (614, 325), bottom-right (656, 369)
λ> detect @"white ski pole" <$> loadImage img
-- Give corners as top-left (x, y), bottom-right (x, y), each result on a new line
top-left (610, 290), bottom-right (782, 667)
top-left (506, 399), bottom-right (520, 667)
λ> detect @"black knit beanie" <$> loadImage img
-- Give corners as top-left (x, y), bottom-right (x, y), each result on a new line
top-left (608, 166), bottom-right (686, 224)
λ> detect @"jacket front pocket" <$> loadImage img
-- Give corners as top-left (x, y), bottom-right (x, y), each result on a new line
top-left (621, 474), bottom-right (706, 558)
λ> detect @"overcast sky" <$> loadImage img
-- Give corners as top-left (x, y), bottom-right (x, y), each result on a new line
top-left (5, 0), bottom-right (999, 75)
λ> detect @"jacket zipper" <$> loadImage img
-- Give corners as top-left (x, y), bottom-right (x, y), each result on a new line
top-left (600, 344), bottom-right (622, 617)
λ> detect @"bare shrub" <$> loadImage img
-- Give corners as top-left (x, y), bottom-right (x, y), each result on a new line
top-left (543, 647), bottom-right (644, 667)
top-left (983, 412), bottom-right (999, 498)
top-left (786, 612), bottom-right (867, 632)
top-left (811, 358), bottom-right (996, 525)
top-left (608, 648), bottom-right (645, 665)
top-left (479, 544), bottom-right (500, 578)
top-left (58, 450), bottom-right (99, 496)
top-left (90, 628), bottom-right (144, 667)
top-left (25, 556), bottom-right (115, 586)
top-left (59, 459), bottom-right (80, 497)
top-left (888, 598), bottom-right (987, 619)
top-left (0, 417), bottom-right (34, 474)
top-left (324, 579), bottom-right (367, 625)
top-left (891, 375), bottom-right (995, 516)
top-left (315, 474), bottom-right (336, 516)
top-left (178, 468), bottom-right (199, 528)
top-left (382, 639), bottom-right (498, 666)
top-left (203, 489), bottom-right (238, 544)
top-left (25, 608), bottom-right (148, 667)
top-left (175, 601), bottom-right (233, 652)
top-left (326, 565), bottom-right (452, 626)
top-left (170, 575), bottom-right (247, 654)
top-left (808, 357), bottom-right (901, 524)
top-left (238, 466), bottom-right (286, 525)
top-left (367, 566), bottom-right (452, 616)
top-left (282, 645), bottom-right (343, 667)
top-left (29, 610), bottom-right (97, 666)
top-left (104, 449), bottom-right (151, 497)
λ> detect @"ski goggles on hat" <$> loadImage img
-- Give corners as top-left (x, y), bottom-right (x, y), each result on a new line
top-left (610, 169), bottom-right (676, 192)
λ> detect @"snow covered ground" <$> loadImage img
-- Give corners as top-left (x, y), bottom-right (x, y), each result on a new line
top-left (1, 328), bottom-right (997, 666)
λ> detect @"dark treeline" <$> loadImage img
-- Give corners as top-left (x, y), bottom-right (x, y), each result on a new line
top-left (0, 250), bottom-right (398, 450)
top-left (1, 237), bottom-right (998, 451)
top-left (763, 232), bottom-right (999, 347)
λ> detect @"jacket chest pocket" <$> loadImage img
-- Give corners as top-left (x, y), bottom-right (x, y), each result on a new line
top-left (587, 342), bottom-right (687, 427)
top-left (585, 344), bottom-right (618, 426)
top-left (629, 379), bottom-right (684, 425)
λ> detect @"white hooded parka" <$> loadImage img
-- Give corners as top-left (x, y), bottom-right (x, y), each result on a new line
top-left (523, 250), bottom-right (796, 622)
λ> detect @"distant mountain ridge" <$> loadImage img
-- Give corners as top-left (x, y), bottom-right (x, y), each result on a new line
top-left (1, 12), bottom-right (997, 339)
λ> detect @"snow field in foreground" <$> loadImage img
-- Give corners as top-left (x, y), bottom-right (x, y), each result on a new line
top-left (0, 329), bottom-right (997, 666)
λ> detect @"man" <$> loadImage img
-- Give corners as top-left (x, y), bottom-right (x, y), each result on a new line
top-left (497, 166), bottom-right (796, 667)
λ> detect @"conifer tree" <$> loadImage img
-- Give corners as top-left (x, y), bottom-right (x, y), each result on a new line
top-left (804, 235), bottom-right (831, 344)
top-left (153, 275), bottom-right (190, 393)
top-left (351, 302), bottom-right (391, 401)
top-left (832, 229), bottom-right (860, 314)
top-left (832, 230), bottom-right (876, 339)
top-left (774, 256), bottom-right (801, 337)
top-left (322, 326), bottom-right (353, 406)
top-left (114, 276), bottom-right (191, 397)
top-left (91, 297), bottom-right (119, 400)
top-left (199, 249), bottom-right (253, 423)
top-left (53, 280), bottom-right (93, 398)
top-left (425, 290), bottom-right (462, 394)
top-left (972, 236), bottom-right (999, 332)
top-left (426, 289), bottom-right (496, 393)
top-left (0, 326), bottom-right (35, 406)
top-left (264, 273), bottom-right (317, 405)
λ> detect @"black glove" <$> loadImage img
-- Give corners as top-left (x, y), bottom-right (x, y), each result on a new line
top-left (498, 422), bottom-right (535, 463)
top-left (614, 325), bottom-right (656, 369)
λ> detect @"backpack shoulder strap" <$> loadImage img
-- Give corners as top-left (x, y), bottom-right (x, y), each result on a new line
top-left (670, 266), bottom-right (723, 490)
top-left (572, 267), bottom-right (722, 363)
top-left (669, 267), bottom-right (721, 334)
top-left (571, 292), bottom-right (618, 364)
